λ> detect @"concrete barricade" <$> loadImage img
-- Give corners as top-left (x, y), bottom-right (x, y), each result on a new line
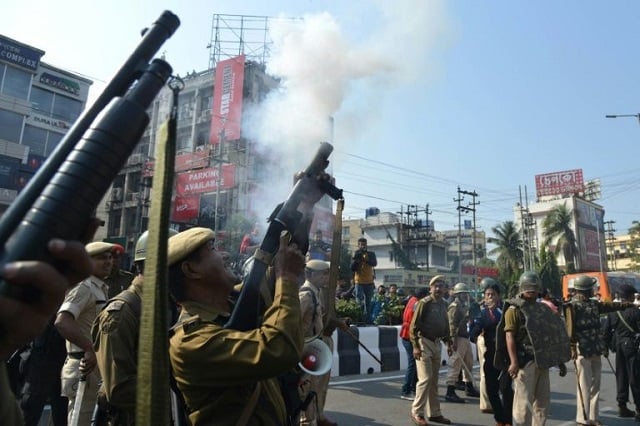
top-left (329, 325), bottom-right (477, 377)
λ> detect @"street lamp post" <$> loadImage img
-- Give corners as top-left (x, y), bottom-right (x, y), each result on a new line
top-left (605, 113), bottom-right (640, 124)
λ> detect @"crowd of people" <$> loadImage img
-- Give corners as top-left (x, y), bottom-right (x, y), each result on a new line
top-left (3, 224), bottom-right (640, 426)
top-left (400, 271), bottom-right (640, 426)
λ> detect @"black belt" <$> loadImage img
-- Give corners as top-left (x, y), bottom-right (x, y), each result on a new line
top-left (68, 352), bottom-right (84, 360)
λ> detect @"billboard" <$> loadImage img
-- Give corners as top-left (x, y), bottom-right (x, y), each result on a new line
top-left (535, 169), bottom-right (584, 198)
top-left (172, 195), bottom-right (200, 223)
top-left (175, 164), bottom-right (235, 196)
top-left (210, 55), bottom-right (245, 144)
top-left (574, 198), bottom-right (605, 271)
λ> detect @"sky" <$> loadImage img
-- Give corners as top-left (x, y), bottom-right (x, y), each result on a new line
top-left (3, 0), bottom-right (640, 240)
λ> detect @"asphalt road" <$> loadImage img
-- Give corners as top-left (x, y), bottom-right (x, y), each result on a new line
top-left (324, 357), bottom-right (630, 426)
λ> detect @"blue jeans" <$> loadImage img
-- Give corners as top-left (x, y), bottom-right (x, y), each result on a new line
top-left (355, 283), bottom-right (374, 324)
top-left (402, 338), bottom-right (417, 394)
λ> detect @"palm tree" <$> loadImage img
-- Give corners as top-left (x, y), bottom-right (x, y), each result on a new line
top-left (488, 220), bottom-right (524, 285)
top-left (542, 203), bottom-right (578, 273)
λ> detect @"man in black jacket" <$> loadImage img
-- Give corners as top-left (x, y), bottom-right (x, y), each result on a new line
top-left (602, 283), bottom-right (640, 419)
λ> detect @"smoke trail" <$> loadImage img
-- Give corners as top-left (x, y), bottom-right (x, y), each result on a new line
top-left (242, 0), bottom-right (450, 220)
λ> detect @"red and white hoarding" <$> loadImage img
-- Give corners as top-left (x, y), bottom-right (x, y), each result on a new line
top-left (210, 55), bottom-right (245, 144)
top-left (172, 195), bottom-right (200, 222)
top-left (175, 165), bottom-right (236, 196)
top-left (535, 169), bottom-right (584, 198)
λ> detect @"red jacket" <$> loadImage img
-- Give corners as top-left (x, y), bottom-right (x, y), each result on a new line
top-left (400, 296), bottom-right (418, 340)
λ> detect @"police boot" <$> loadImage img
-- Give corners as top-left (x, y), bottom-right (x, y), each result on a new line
top-left (445, 385), bottom-right (465, 403)
top-left (465, 382), bottom-right (480, 397)
top-left (618, 403), bottom-right (634, 417)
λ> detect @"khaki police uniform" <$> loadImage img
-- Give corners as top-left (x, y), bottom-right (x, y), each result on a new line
top-left (446, 296), bottom-right (475, 388)
top-left (92, 276), bottom-right (144, 424)
top-left (170, 287), bottom-right (302, 426)
top-left (410, 279), bottom-right (451, 421)
top-left (58, 275), bottom-right (108, 425)
top-left (299, 260), bottom-right (329, 426)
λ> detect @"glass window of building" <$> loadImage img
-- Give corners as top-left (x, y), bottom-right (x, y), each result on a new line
top-left (52, 93), bottom-right (82, 122)
top-left (22, 125), bottom-right (48, 156)
top-left (1, 65), bottom-right (31, 100)
top-left (30, 86), bottom-right (54, 115)
top-left (46, 131), bottom-right (63, 155)
top-left (0, 109), bottom-right (23, 143)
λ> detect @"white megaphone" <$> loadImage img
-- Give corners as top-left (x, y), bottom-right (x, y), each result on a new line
top-left (298, 338), bottom-right (332, 376)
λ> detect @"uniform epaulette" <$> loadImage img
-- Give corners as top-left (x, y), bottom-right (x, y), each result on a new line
top-left (105, 300), bottom-right (125, 312)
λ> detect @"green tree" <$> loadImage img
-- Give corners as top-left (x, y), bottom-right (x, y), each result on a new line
top-left (538, 245), bottom-right (562, 297)
top-left (629, 221), bottom-right (640, 270)
top-left (488, 220), bottom-right (523, 284)
top-left (542, 203), bottom-right (578, 273)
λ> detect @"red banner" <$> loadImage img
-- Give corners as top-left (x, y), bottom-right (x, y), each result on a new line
top-left (175, 149), bottom-right (210, 172)
top-left (210, 55), bottom-right (245, 144)
top-left (535, 169), bottom-right (584, 198)
top-left (175, 164), bottom-right (235, 196)
top-left (172, 195), bottom-right (200, 222)
top-left (462, 265), bottom-right (499, 278)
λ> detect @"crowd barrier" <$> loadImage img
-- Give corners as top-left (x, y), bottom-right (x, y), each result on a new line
top-left (329, 325), bottom-right (477, 377)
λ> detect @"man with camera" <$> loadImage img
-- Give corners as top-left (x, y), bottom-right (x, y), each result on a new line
top-left (350, 238), bottom-right (377, 325)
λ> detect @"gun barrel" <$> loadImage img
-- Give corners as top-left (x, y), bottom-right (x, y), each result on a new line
top-left (0, 60), bottom-right (173, 300)
top-left (0, 11), bottom-right (180, 246)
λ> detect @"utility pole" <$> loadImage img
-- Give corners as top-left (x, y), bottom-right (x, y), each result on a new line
top-left (459, 189), bottom-right (479, 287)
top-left (425, 203), bottom-right (432, 271)
top-left (454, 187), bottom-right (466, 283)
top-left (604, 220), bottom-right (616, 270)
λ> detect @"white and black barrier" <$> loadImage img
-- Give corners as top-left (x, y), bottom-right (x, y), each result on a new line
top-left (328, 325), bottom-right (477, 377)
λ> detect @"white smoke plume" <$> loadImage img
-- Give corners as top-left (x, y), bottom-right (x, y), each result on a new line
top-left (242, 0), bottom-right (450, 220)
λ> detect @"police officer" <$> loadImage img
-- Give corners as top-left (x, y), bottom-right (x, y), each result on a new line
top-left (298, 259), bottom-right (343, 426)
top-left (602, 283), bottom-right (640, 419)
top-left (55, 241), bottom-right (113, 425)
top-left (496, 271), bottom-right (569, 426)
top-left (410, 275), bottom-right (452, 425)
top-left (167, 228), bottom-right (305, 425)
top-left (105, 244), bottom-right (135, 299)
top-left (445, 283), bottom-right (480, 403)
top-left (565, 274), bottom-right (632, 425)
top-left (92, 230), bottom-right (178, 425)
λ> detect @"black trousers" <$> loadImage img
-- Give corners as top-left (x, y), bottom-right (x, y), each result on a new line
top-left (615, 336), bottom-right (640, 408)
top-left (484, 348), bottom-right (514, 424)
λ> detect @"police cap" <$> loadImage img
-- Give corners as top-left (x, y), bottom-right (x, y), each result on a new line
top-left (168, 227), bottom-right (215, 266)
top-left (306, 259), bottom-right (330, 272)
top-left (429, 275), bottom-right (446, 286)
top-left (86, 242), bottom-right (113, 257)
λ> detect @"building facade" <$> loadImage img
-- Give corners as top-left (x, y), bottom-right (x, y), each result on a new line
top-left (514, 195), bottom-right (606, 272)
top-left (0, 34), bottom-right (92, 210)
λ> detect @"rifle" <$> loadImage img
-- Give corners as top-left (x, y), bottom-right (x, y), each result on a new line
top-left (0, 11), bottom-right (180, 300)
top-left (225, 141), bottom-right (342, 331)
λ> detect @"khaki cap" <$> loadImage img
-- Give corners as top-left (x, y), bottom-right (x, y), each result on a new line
top-left (306, 259), bottom-right (330, 271)
top-left (429, 275), bottom-right (446, 286)
top-left (168, 227), bottom-right (215, 266)
top-left (85, 242), bottom-right (113, 257)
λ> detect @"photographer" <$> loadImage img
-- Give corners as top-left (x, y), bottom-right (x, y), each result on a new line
top-left (350, 238), bottom-right (377, 325)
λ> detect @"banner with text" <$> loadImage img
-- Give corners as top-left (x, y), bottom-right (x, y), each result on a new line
top-left (535, 169), bottom-right (584, 198)
top-left (172, 195), bottom-right (200, 222)
top-left (175, 164), bottom-right (235, 196)
top-left (210, 55), bottom-right (245, 144)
